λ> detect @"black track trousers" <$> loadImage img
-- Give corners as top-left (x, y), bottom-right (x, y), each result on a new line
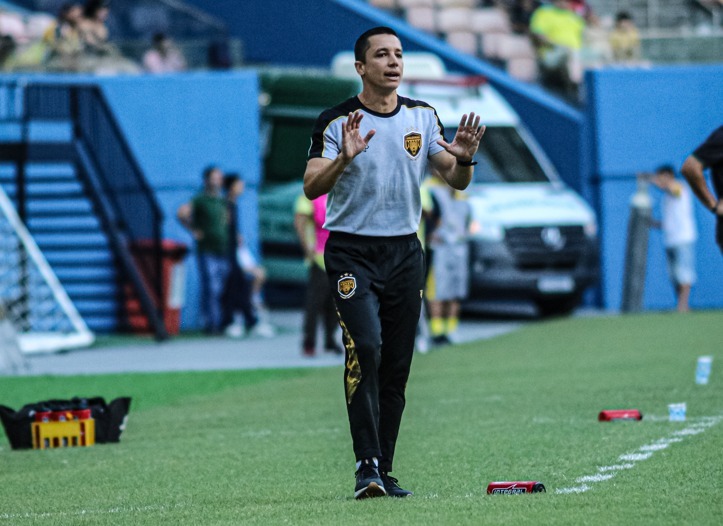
top-left (324, 231), bottom-right (424, 473)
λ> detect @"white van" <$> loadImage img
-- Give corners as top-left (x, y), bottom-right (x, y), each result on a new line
top-left (332, 53), bottom-right (599, 316)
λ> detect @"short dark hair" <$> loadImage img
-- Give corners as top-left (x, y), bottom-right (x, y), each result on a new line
top-left (202, 165), bottom-right (220, 181)
top-left (223, 173), bottom-right (242, 192)
top-left (656, 164), bottom-right (675, 175)
top-left (616, 11), bottom-right (633, 23)
top-left (354, 26), bottom-right (398, 62)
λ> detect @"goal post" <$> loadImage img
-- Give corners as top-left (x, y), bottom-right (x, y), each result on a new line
top-left (0, 185), bottom-right (94, 354)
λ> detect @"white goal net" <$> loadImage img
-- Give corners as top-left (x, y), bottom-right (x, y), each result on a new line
top-left (0, 185), bottom-right (94, 354)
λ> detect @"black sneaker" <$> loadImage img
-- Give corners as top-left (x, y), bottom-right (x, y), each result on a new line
top-left (431, 335), bottom-right (451, 346)
top-left (324, 343), bottom-right (344, 355)
top-left (380, 472), bottom-right (413, 497)
top-left (354, 459), bottom-right (386, 499)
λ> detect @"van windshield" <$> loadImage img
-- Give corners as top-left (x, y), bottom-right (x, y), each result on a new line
top-left (465, 127), bottom-right (550, 184)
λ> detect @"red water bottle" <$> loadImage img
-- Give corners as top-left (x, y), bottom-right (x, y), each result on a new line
top-left (487, 481), bottom-right (546, 494)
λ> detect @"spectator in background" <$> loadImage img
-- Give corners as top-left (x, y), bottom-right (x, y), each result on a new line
top-left (529, 0), bottom-right (585, 100)
top-left (609, 11), bottom-right (641, 63)
top-left (580, 10), bottom-right (612, 69)
top-left (77, 0), bottom-right (138, 73)
top-left (143, 32), bottom-right (186, 74)
top-left (510, 0), bottom-right (541, 35)
top-left (294, 193), bottom-right (342, 357)
top-left (221, 173), bottom-right (259, 338)
top-left (414, 183), bottom-right (439, 354)
top-left (681, 125), bottom-right (723, 254)
top-left (45, 2), bottom-right (84, 72)
top-left (208, 35), bottom-right (232, 70)
top-left (647, 165), bottom-right (698, 312)
top-left (426, 175), bottom-right (472, 346)
top-left (79, 0), bottom-right (110, 55)
top-left (0, 35), bottom-right (15, 70)
top-left (177, 166), bottom-right (230, 335)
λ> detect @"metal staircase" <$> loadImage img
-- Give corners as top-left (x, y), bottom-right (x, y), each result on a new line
top-left (0, 82), bottom-right (168, 339)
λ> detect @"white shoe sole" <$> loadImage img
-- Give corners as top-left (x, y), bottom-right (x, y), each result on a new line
top-left (354, 481), bottom-right (387, 499)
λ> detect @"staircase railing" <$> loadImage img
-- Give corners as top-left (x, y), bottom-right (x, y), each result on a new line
top-left (19, 82), bottom-right (168, 340)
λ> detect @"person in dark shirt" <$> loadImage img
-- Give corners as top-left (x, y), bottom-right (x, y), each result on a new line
top-left (681, 125), bottom-right (723, 253)
top-left (221, 173), bottom-right (258, 338)
top-left (177, 165), bottom-right (229, 334)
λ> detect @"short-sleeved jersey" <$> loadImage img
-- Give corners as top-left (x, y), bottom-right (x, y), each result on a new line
top-left (191, 193), bottom-right (228, 255)
top-left (529, 5), bottom-right (585, 50)
top-left (308, 96), bottom-right (446, 236)
top-left (692, 125), bottom-right (723, 198)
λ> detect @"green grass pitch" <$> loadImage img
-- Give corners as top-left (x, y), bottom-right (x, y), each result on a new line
top-left (0, 312), bottom-right (721, 525)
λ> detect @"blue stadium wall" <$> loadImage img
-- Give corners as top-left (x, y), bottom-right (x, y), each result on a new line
top-left (2, 71), bottom-right (260, 330)
top-left (99, 72), bottom-right (261, 329)
top-left (586, 66), bottom-right (723, 311)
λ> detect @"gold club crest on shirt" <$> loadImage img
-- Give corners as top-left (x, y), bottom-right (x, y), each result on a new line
top-left (338, 273), bottom-right (357, 299)
top-left (404, 132), bottom-right (422, 158)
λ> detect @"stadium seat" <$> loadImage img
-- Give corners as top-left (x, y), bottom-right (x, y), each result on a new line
top-left (405, 6), bottom-right (436, 32)
top-left (496, 34), bottom-right (536, 61)
top-left (437, 7), bottom-right (474, 33)
top-left (506, 57), bottom-right (538, 82)
top-left (369, 0), bottom-right (399, 9)
top-left (470, 7), bottom-right (511, 35)
top-left (434, 0), bottom-right (476, 7)
top-left (445, 31), bottom-right (478, 55)
top-left (480, 32), bottom-right (507, 60)
top-left (398, 0), bottom-right (435, 8)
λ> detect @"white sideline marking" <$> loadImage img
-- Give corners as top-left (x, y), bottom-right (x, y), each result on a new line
top-left (598, 463), bottom-right (634, 472)
top-left (556, 415), bottom-right (722, 495)
top-left (0, 503), bottom-right (184, 521)
top-left (638, 443), bottom-right (669, 452)
top-left (674, 428), bottom-right (705, 436)
top-left (576, 473), bottom-right (615, 483)
top-left (556, 484), bottom-right (590, 494)
top-left (619, 452), bottom-right (653, 461)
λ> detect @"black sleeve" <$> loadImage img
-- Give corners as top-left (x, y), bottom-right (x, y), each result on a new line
top-left (692, 125), bottom-right (723, 168)
top-left (307, 112), bottom-right (329, 160)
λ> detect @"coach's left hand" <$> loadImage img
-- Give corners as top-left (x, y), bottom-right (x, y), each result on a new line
top-left (437, 112), bottom-right (486, 162)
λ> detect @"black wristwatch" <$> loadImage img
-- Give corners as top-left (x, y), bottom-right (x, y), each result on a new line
top-left (712, 201), bottom-right (720, 214)
top-left (456, 158), bottom-right (478, 167)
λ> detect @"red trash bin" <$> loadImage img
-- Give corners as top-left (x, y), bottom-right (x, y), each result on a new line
top-left (124, 240), bottom-right (188, 336)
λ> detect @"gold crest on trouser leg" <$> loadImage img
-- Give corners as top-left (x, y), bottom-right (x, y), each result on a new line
top-left (336, 311), bottom-right (361, 404)
top-left (337, 273), bottom-right (356, 299)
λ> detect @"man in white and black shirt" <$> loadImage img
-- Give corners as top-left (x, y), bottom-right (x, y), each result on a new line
top-left (304, 26), bottom-right (486, 499)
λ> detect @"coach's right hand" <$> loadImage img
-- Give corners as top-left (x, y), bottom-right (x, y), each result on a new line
top-left (340, 111), bottom-right (376, 164)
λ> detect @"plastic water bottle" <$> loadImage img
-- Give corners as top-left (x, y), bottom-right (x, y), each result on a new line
top-left (695, 356), bottom-right (713, 385)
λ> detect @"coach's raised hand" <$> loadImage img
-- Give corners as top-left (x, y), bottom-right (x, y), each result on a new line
top-left (340, 111), bottom-right (376, 163)
top-left (437, 112), bottom-right (486, 162)
top-left (304, 111), bottom-right (376, 200)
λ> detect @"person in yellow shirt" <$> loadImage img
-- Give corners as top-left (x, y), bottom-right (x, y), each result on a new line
top-left (529, 0), bottom-right (585, 99)
top-left (609, 11), bottom-right (641, 63)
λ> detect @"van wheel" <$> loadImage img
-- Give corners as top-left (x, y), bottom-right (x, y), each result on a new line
top-left (536, 294), bottom-right (582, 318)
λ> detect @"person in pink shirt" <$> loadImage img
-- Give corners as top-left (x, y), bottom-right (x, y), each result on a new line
top-left (143, 32), bottom-right (186, 74)
top-left (294, 193), bottom-right (342, 357)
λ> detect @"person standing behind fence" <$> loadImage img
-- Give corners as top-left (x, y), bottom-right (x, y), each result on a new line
top-left (177, 165), bottom-right (229, 335)
top-left (647, 165), bottom-right (698, 312)
top-left (426, 175), bottom-right (472, 345)
top-left (221, 173), bottom-right (259, 338)
top-left (294, 193), bottom-right (342, 357)
top-left (681, 125), bottom-right (723, 255)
